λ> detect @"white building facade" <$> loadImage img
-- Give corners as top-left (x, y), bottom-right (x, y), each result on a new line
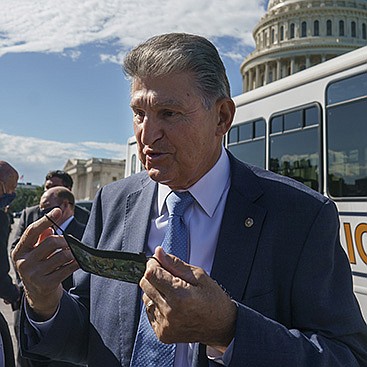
top-left (64, 158), bottom-right (125, 201)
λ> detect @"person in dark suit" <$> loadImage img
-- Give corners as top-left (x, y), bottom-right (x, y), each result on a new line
top-left (12, 33), bottom-right (367, 366)
top-left (22, 186), bottom-right (85, 367)
top-left (11, 171), bottom-right (89, 367)
top-left (12, 170), bottom-right (89, 250)
top-left (0, 207), bottom-right (20, 307)
top-left (38, 186), bottom-right (86, 292)
top-left (0, 160), bottom-right (19, 367)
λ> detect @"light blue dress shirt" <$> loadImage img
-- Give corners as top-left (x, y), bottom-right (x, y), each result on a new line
top-left (146, 147), bottom-right (231, 367)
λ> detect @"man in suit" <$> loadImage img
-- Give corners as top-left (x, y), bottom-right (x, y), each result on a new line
top-left (22, 186), bottom-right (85, 367)
top-left (11, 171), bottom-right (89, 367)
top-left (38, 186), bottom-right (86, 292)
top-left (12, 170), bottom-right (89, 249)
top-left (0, 160), bottom-right (19, 367)
top-left (12, 33), bottom-right (367, 366)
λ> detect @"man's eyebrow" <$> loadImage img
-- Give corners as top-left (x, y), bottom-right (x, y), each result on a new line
top-left (130, 98), bottom-right (183, 109)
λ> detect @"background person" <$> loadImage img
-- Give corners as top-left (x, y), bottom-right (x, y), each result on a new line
top-left (0, 160), bottom-right (19, 367)
top-left (38, 186), bottom-right (86, 292)
top-left (0, 161), bottom-right (20, 307)
top-left (12, 170), bottom-right (89, 248)
top-left (11, 171), bottom-right (89, 367)
top-left (23, 187), bottom-right (85, 367)
top-left (13, 33), bottom-right (367, 367)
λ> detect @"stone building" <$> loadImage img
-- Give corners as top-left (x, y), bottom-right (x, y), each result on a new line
top-left (241, 0), bottom-right (367, 92)
top-left (63, 158), bottom-right (125, 201)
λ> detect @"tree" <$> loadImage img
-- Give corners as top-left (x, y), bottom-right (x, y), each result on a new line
top-left (10, 186), bottom-right (44, 213)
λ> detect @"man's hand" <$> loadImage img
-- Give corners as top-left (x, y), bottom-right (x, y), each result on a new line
top-left (140, 247), bottom-right (237, 353)
top-left (11, 208), bottom-right (79, 321)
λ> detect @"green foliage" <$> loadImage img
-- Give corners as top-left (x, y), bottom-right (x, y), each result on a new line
top-left (10, 186), bottom-right (44, 212)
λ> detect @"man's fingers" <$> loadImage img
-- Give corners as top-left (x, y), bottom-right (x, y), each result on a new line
top-left (36, 227), bottom-right (54, 246)
top-left (150, 246), bottom-right (199, 286)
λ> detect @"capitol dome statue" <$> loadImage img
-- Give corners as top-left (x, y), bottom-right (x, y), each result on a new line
top-left (241, 0), bottom-right (367, 92)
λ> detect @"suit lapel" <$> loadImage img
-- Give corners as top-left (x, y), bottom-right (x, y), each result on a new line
top-left (194, 156), bottom-right (267, 367)
top-left (117, 176), bottom-right (157, 364)
top-left (64, 218), bottom-right (85, 240)
top-left (64, 218), bottom-right (76, 235)
top-left (211, 155), bottom-right (267, 301)
top-left (121, 176), bottom-right (157, 254)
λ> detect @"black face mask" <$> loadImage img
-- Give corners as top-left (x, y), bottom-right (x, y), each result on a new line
top-left (40, 206), bottom-right (60, 216)
top-left (0, 192), bottom-right (16, 209)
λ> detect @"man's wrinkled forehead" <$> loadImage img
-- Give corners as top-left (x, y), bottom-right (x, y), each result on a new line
top-left (130, 93), bottom-right (182, 110)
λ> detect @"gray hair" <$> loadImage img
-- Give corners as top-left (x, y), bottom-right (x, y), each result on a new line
top-left (123, 33), bottom-right (231, 109)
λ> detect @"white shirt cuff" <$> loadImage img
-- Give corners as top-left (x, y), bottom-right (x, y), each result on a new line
top-left (207, 338), bottom-right (235, 366)
top-left (24, 302), bottom-right (60, 337)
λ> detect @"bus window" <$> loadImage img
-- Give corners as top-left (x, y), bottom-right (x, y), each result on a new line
top-left (327, 73), bottom-right (367, 198)
top-left (228, 126), bottom-right (238, 144)
top-left (269, 105), bottom-right (321, 191)
top-left (255, 119), bottom-right (265, 138)
top-left (131, 154), bottom-right (137, 175)
top-left (227, 119), bottom-right (266, 168)
top-left (284, 110), bottom-right (302, 130)
top-left (305, 106), bottom-right (319, 127)
top-left (239, 123), bottom-right (253, 141)
top-left (327, 73), bottom-right (367, 105)
top-left (271, 115), bottom-right (282, 134)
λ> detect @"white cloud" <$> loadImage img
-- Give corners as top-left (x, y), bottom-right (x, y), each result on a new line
top-left (0, 0), bottom-right (266, 60)
top-left (0, 131), bottom-right (126, 185)
top-left (0, 0), bottom-right (269, 184)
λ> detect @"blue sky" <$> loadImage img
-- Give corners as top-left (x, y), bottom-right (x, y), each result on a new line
top-left (0, 0), bottom-right (268, 185)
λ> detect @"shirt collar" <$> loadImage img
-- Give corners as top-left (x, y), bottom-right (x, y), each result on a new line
top-left (158, 147), bottom-right (231, 217)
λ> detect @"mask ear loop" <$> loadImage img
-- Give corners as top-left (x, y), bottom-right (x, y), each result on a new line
top-left (45, 213), bottom-right (65, 235)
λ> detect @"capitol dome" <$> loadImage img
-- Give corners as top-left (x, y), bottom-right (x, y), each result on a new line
top-left (241, 0), bottom-right (367, 92)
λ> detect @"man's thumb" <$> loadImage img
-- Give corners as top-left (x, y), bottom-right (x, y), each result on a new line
top-left (15, 208), bottom-right (62, 253)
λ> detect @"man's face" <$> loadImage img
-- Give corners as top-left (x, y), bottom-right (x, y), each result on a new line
top-left (131, 73), bottom-right (230, 190)
top-left (39, 191), bottom-right (59, 213)
top-left (0, 175), bottom-right (17, 195)
top-left (44, 177), bottom-right (65, 191)
top-left (39, 189), bottom-right (69, 225)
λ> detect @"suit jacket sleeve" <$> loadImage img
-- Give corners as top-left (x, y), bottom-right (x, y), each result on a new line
top-left (11, 206), bottom-right (41, 251)
top-left (0, 211), bottom-right (19, 302)
top-left (228, 200), bottom-right (367, 366)
top-left (11, 208), bottom-right (27, 250)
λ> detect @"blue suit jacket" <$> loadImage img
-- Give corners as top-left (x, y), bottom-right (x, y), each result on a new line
top-left (21, 153), bottom-right (367, 366)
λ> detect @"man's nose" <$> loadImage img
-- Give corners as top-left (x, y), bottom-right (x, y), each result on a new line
top-left (140, 115), bottom-right (163, 145)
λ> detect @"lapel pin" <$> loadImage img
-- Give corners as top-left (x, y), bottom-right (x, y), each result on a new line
top-left (244, 217), bottom-right (254, 228)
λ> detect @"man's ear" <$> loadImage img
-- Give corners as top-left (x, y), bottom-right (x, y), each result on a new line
top-left (61, 199), bottom-right (69, 210)
top-left (215, 98), bottom-right (235, 137)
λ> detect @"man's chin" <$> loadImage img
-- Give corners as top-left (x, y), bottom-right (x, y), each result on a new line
top-left (147, 168), bottom-right (174, 185)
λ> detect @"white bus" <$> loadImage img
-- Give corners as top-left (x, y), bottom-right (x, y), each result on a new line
top-left (125, 46), bottom-right (367, 317)
top-left (125, 136), bottom-right (142, 178)
top-left (227, 46), bottom-right (367, 318)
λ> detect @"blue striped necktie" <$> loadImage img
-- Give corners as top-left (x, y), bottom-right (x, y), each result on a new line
top-left (130, 191), bottom-right (194, 367)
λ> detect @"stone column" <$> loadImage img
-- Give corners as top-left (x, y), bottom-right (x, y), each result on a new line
top-left (264, 62), bottom-right (269, 85)
top-left (276, 59), bottom-right (281, 80)
top-left (290, 57), bottom-right (295, 74)
top-left (255, 65), bottom-right (260, 88)
top-left (248, 70), bottom-right (253, 91)
top-left (306, 55), bottom-right (311, 68)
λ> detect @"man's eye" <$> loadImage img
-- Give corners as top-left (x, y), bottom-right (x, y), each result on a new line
top-left (162, 110), bottom-right (177, 118)
top-left (134, 110), bottom-right (145, 119)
